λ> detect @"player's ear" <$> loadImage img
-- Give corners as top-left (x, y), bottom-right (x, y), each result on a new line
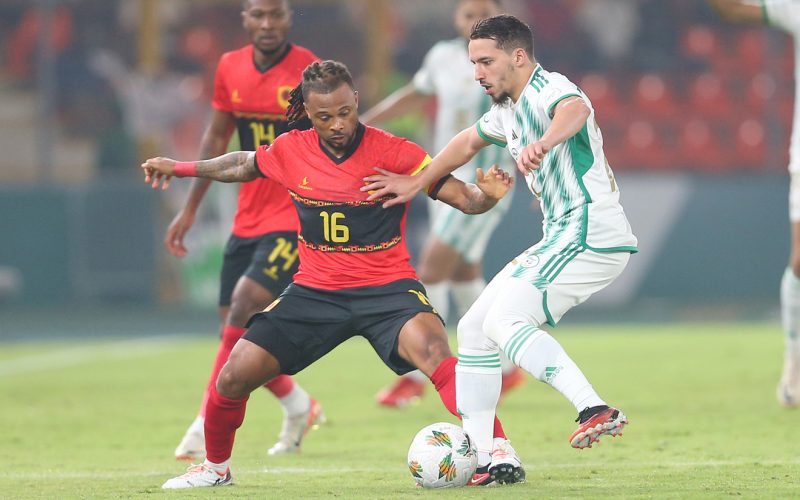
top-left (354, 90), bottom-right (359, 108)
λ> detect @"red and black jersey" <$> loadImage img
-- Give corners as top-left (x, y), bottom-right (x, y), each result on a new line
top-left (213, 43), bottom-right (318, 237)
top-left (254, 124), bottom-right (435, 290)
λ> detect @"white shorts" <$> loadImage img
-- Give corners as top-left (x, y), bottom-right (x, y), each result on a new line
top-left (457, 242), bottom-right (629, 362)
top-left (790, 172), bottom-right (800, 222)
top-left (427, 188), bottom-right (513, 264)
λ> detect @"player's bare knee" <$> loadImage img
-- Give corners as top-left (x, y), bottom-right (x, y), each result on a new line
top-left (216, 365), bottom-right (250, 399)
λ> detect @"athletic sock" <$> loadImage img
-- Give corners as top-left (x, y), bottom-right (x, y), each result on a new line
top-left (499, 351), bottom-right (517, 376)
top-left (515, 328), bottom-right (606, 411)
top-left (188, 414), bottom-right (204, 435)
top-left (429, 356), bottom-right (506, 439)
top-left (204, 385), bottom-right (248, 464)
top-left (203, 458), bottom-right (230, 475)
top-left (455, 348), bottom-right (502, 465)
top-left (450, 278), bottom-right (486, 317)
top-left (423, 281), bottom-right (450, 324)
top-left (274, 380), bottom-right (311, 417)
top-left (781, 268), bottom-right (800, 359)
top-left (200, 325), bottom-right (246, 418)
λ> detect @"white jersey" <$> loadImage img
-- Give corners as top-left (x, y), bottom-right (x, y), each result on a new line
top-left (763, 0), bottom-right (800, 172)
top-left (476, 65), bottom-right (637, 252)
top-left (413, 38), bottom-right (507, 182)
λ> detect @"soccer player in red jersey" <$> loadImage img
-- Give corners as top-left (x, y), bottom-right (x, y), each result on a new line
top-left (145, 60), bottom-right (525, 488)
top-left (165, 0), bottom-right (324, 461)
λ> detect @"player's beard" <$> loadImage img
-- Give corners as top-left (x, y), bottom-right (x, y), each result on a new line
top-left (492, 91), bottom-right (511, 104)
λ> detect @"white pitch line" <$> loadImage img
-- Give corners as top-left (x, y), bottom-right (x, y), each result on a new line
top-left (0, 335), bottom-right (193, 378)
top-left (3, 460), bottom-right (800, 480)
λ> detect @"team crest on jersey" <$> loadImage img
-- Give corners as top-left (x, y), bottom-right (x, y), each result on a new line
top-left (232, 89), bottom-right (243, 104)
top-left (519, 254), bottom-right (540, 268)
top-left (299, 177), bottom-right (313, 191)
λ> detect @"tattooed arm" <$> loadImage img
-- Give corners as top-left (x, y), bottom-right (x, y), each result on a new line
top-left (141, 151), bottom-right (259, 190)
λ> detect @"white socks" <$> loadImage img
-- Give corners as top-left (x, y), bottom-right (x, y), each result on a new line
top-left (188, 415), bottom-right (205, 435)
top-left (279, 384), bottom-right (311, 418)
top-left (456, 348), bottom-right (502, 466)
top-left (204, 458), bottom-right (230, 474)
top-left (516, 329), bottom-right (605, 411)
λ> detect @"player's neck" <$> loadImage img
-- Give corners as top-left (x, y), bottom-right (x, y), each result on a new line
top-left (252, 42), bottom-right (290, 71)
top-left (511, 61), bottom-right (538, 103)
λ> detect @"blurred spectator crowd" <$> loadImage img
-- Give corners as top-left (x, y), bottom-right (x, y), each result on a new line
top-left (0, 0), bottom-right (792, 179)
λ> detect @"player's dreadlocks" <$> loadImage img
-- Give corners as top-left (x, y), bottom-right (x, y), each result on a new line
top-left (286, 60), bottom-right (355, 131)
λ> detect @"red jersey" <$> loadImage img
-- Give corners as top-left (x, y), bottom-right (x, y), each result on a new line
top-left (213, 43), bottom-right (317, 237)
top-left (254, 125), bottom-right (434, 290)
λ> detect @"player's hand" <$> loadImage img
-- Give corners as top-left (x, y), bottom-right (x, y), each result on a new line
top-left (142, 157), bottom-right (176, 190)
top-left (516, 141), bottom-right (550, 175)
top-left (164, 209), bottom-right (195, 257)
top-left (476, 165), bottom-right (513, 200)
top-left (362, 167), bottom-right (424, 208)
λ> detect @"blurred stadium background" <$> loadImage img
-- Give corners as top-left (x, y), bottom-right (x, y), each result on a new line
top-left (0, 0), bottom-right (790, 334)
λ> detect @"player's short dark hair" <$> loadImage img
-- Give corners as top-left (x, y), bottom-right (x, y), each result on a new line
top-left (242, 0), bottom-right (290, 9)
top-left (470, 14), bottom-right (534, 59)
top-left (286, 60), bottom-right (355, 130)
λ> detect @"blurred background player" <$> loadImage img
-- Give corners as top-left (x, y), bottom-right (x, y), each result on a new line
top-left (167, 0), bottom-right (323, 461)
top-left (707, 0), bottom-right (800, 408)
top-left (145, 60), bottom-right (523, 488)
top-left (362, 0), bottom-right (524, 409)
top-left (363, 13), bottom-right (635, 466)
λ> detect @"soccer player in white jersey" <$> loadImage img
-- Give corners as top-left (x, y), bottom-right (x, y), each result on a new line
top-left (708, 0), bottom-right (800, 408)
top-left (363, 14), bottom-right (637, 467)
top-left (362, 0), bottom-right (525, 409)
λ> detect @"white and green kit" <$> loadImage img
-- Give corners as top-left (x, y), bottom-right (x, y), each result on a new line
top-left (456, 64), bottom-right (637, 459)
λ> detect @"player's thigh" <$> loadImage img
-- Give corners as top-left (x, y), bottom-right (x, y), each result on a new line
top-left (242, 283), bottom-right (353, 376)
top-left (219, 234), bottom-right (259, 307)
top-left (352, 279), bottom-right (445, 376)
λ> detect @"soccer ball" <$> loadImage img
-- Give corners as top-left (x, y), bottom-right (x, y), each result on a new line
top-left (407, 422), bottom-right (477, 488)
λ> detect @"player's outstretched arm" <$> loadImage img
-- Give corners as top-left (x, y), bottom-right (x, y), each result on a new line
top-left (435, 165), bottom-right (513, 214)
top-left (142, 151), bottom-right (259, 190)
top-left (707, 0), bottom-right (765, 24)
top-left (362, 126), bottom-right (489, 208)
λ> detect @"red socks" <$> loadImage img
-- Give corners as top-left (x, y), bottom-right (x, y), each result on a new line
top-left (199, 325), bottom-right (245, 418)
top-left (204, 385), bottom-right (248, 463)
top-left (430, 356), bottom-right (506, 439)
top-left (264, 374), bottom-right (294, 398)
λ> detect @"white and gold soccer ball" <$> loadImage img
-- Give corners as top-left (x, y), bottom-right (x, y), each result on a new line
top-left (407, 422), bottom-right (477, 488)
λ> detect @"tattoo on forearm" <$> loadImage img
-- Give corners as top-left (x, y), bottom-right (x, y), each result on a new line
top-left (196, 152), bottom-right (257, 182)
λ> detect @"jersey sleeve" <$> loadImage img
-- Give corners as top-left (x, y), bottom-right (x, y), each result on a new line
top-left (253, 139), bottom-right (287, 186)
top-left (211, 55), bottom-right (232, 112)
top-left (475, 105), bottom-right (507, 147)
top-left (763, 0), bottom-right (800, 34)
top-left (539, 73), bottom-right (583, 118)
top-left (411, 45), bottom-right (438, 96)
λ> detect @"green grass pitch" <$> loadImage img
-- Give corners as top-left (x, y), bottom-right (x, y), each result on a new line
top-left (1, 323), bottom-right (799, 499)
